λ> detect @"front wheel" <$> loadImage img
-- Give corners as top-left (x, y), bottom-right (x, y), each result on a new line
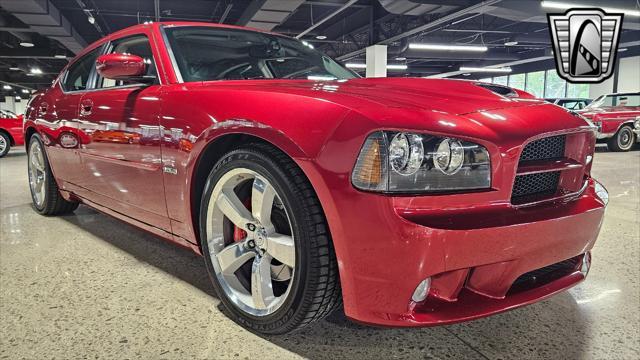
top-left (607, 125), bottom-right (635, 152)
top-left (28, 134), bottom-right (79, 215)
top-left (0, 132), bottom-right (10, 158)
top-left (200, 144), bottom-right (341, 334)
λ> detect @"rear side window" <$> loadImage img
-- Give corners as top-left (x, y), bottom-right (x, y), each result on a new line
top-left (97, 35), bottom-right (157, 88)
top-left (62, 47), bottom-right (101, 91)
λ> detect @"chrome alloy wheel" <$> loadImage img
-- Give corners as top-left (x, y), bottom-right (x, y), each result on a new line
top-left (28, 140), bottom-right (47, 207)
top-left (0, 135), bottom-right (6, 154)
top-left (206, 168), bottom-right (296, 316)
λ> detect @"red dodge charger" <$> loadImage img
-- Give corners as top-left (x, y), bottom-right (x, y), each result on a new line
top-left (23, 22), bottom-right (608, 334)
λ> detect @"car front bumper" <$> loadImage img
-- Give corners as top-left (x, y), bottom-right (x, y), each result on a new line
top-left (298, 160), bottom-right (607, 327)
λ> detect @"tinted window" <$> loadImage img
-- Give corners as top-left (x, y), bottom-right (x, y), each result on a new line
top-left (63, 47), bottom-right (101, 91)
top-left (97, 35), bottom-right (157, 88)
top-left (164, 26), bottom-right (356, 82)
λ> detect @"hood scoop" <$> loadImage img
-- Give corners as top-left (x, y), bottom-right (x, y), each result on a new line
top-left (475, 83), bottom-right (519, 98)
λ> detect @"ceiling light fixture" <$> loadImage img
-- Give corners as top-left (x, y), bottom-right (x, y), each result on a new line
top-left (395, 57), bottom-right (407, 61)
top-left (345, 63), bottom-right (408, 70)
top-left (54, 54), bottom-right (67, 59)
top-left (9, 67), bottom-right (21, 71)
top-left (20, 41), bottom-right (34, 47)
top-left (315, 35), bottom-right (327, 40)
top-left (619, 48), bottom-right (628, 52)
top-left (504, 41), bottom-right (518, 46)
top-left (459, 66), bottom-right (512, 73)
top-left (409, 43), bottom-right (488, 52)
top-left (3, 85), bottom-right (12, 90)
top-left (22, 89), bottom-right (31, 94)
top-left (387, 64), bottom-right (408, 70)
top-left (30, 68), bottom-right (43, 75)
top-left (540, 1), bottom-right (640, 17)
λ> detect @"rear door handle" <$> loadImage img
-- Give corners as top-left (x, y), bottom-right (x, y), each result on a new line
top-left (80, 99), bottom-right (93, 116)
top-left (38, 102), bottom-right (48, 116)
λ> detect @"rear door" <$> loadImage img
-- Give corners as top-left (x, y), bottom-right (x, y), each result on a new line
top-left (75, 33), bottom-right (169, 230)
top-left (35, 46), bottom-right (102, 187)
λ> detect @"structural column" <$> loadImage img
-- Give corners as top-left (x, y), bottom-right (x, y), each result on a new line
top-left (365, 44), bottom-right (387, 78)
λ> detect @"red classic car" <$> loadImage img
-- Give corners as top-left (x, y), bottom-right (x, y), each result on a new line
top-left (578, 92), bottom-right (640, 152)
top-left (23, 22), bottom-right (608, 334)
top-left (0, 109), bottom-right (24, 157)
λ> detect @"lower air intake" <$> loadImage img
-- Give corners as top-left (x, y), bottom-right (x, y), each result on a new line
top-left (511, 171), bottom-right (560, 205)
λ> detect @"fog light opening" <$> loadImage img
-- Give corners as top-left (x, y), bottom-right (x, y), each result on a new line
top-left (411, 277), bottom-right (432, 303)
top-left (580, 252), bottom-right (591, 275)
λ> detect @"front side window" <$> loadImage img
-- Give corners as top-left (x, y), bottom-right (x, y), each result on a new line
top-left (97, 35), bottom-right (157, 88)
top-left (163, 26), bottom-right (356, 82)
top-left (62, 47), bottom-right (101, 91)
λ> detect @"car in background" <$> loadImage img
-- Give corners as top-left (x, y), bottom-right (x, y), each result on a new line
top-left (545, 98), bottom-right (591, 110)
top-left (578, 92), bottom-right (640, 152)
top-left (0, 109), bottom-right (24, 157)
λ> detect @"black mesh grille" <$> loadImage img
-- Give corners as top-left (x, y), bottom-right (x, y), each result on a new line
top-left (511, 171), bottom-right (560, 204)
top-left (520, 135), bottom-right (566, 163)
top-left (508, 257), bottom-right (579, 294)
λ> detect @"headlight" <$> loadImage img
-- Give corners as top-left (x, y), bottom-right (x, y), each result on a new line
top-left (389, 132), bottom-right (424, 175)
top-left (352, 131), bottom-right (491, 193)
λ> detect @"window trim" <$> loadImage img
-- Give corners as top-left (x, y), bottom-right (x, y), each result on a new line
top-left (60, 43), bottom-right (106, 94)
top-left (93, 33), bottom-right (162, 91)
top-left (60, 33), bottom-right (162, 94)
top-left (160, 25), bottom-right (184, 83)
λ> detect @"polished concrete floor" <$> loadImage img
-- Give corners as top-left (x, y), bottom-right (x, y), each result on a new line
top-left (1, 146), bottom-right (638, 360)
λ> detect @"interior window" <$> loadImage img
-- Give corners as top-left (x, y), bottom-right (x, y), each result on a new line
top-left (97, 35), bottom-right (157, 88)
top-left (62, 47), bottom-right (101, 91)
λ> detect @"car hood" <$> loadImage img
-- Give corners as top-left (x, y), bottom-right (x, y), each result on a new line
top-left (199, 77), bottom-right (543, 116)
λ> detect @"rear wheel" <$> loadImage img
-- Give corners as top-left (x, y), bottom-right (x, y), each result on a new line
top-left (607, 125), bottom-right (635, 152)
top-left (28, 134), bottom-right (79, 215)
top-left (0, 132), bottom-right (10, 158)
top-left (200, 144), bottom-right (341, 334)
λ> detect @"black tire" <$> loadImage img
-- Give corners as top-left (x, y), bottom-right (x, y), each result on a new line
top-left (199, 143), bottom-right (341, 334)
top-left (28, 134), bottom-right (79, 215)
top-left (607, 125), bottom-right (635, 152)
top-left (0, 132), bottom-right (10, 158)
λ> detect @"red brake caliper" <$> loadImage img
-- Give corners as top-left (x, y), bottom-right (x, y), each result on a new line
top-left (233, 198), bottom-right (252, 243)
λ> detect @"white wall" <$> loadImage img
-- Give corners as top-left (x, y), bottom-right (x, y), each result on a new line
top-left (589, 76), bottom-right (614, 99)
top-left (617, 56), bottom-right (640, 93)
top-left (0, 96), bottom-right (15, 114)
top-left (589, 55), bottom-right (640, 98)
top-left (14, 101), bottom-right (27, 115)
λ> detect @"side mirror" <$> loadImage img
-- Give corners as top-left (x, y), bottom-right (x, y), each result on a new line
top-left (96, 53), bottom-right (155, 83)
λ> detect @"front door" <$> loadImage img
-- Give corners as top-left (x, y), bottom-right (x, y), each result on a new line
top-left (75, 34), bottom-right (168, 230)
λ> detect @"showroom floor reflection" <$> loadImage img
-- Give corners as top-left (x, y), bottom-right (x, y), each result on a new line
top-left (1, 147), bottom-right (638, 360)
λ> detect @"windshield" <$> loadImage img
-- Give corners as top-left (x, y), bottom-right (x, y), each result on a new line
top-left (584, 94), bottom-right (640, 110)
top-left (163, 26), bottom-right (357, 82)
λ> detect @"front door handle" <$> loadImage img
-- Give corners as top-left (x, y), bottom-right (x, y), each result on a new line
top-left (80, 99), bottom-right (93, 116)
